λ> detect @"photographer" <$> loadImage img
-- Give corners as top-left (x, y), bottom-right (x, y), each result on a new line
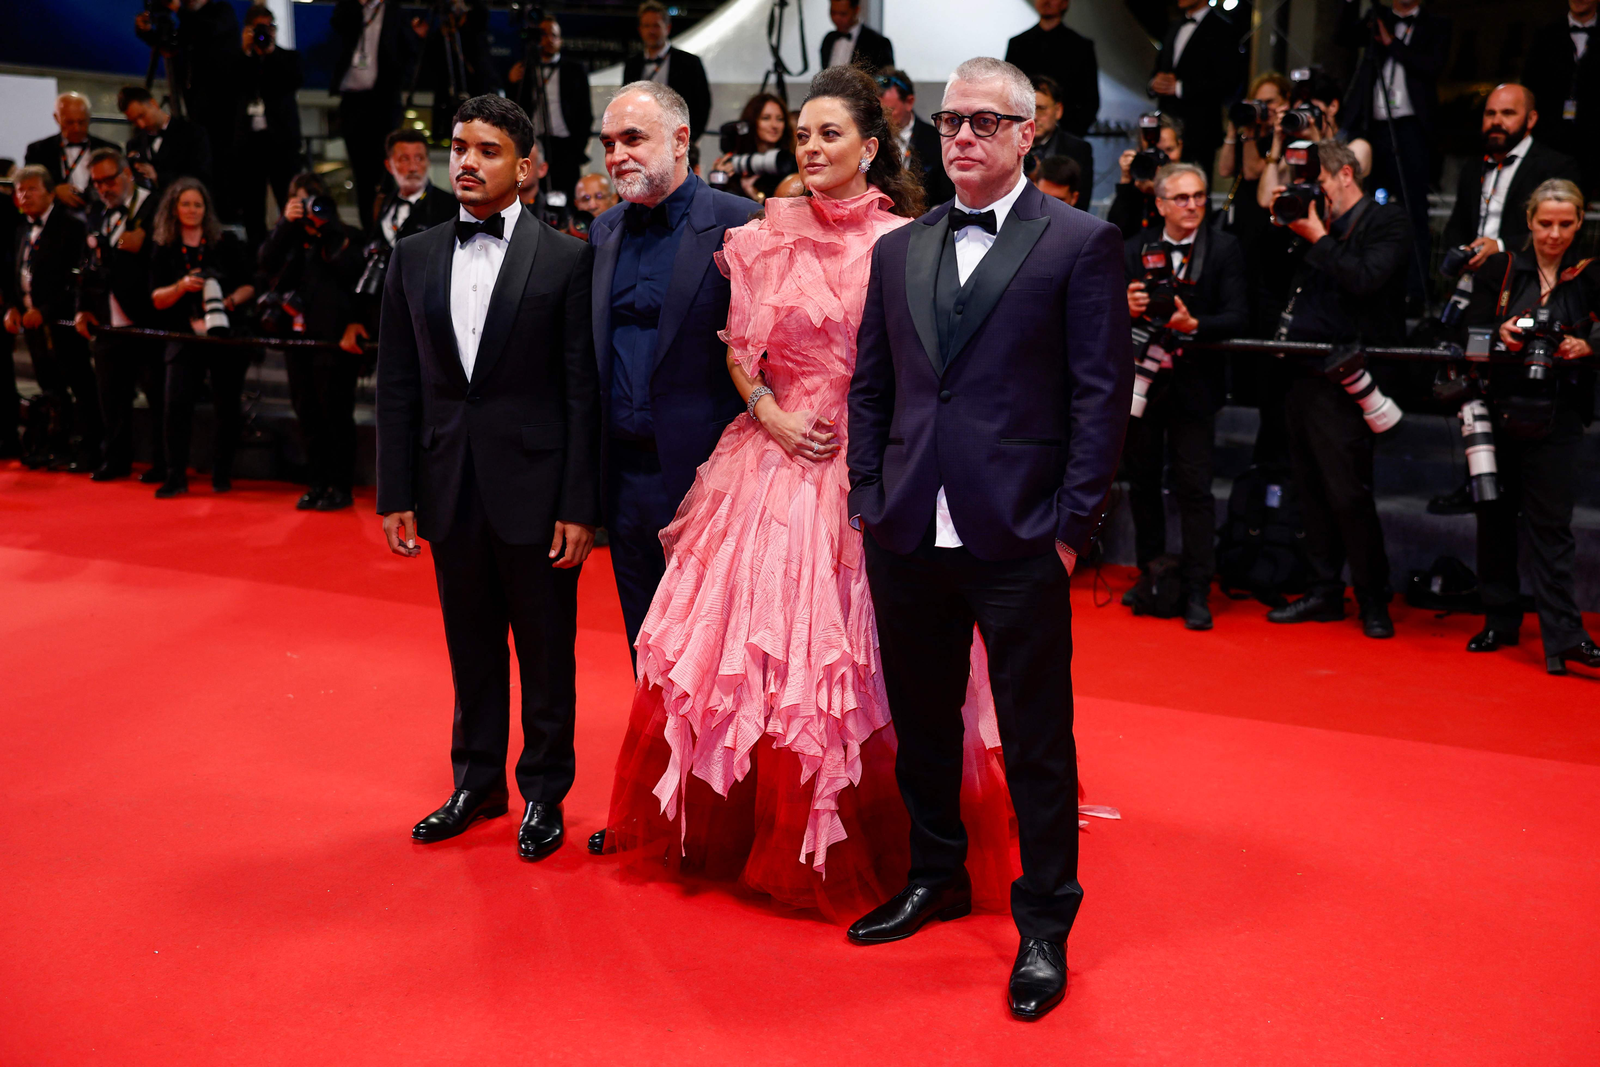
top-left (1256, 70), bottom-right (1373, 216)
top-left (148, 177), bottom-right (254, 498)
top-left (711, 93), bottom-right (797, 203)
top-left (511, 17), bottom-right (591, 201)
top-left (118, 85), bottom-right (212, 193)
top-left (1109, 112), bottom-right (1183, 240)
top-left (23, 92), bottom-right (116, 215)
top-left (331, 0), bottom-right (422, 236)
top-left (257, 173), bottom-right (365, 512)
top-left (234, 4), bottom-right (305, 247)
top-left (1147, 0), bottom-right (1247, 175)
top-left (574, 172), bottom-right (619, 219)
top-left (74, 149), bottom-right (165, 484)
top-left (1122, 163), bottom-right (1249, 630)
top-left (1457, 179), bottom-right (1600, 675)
top-left (1266, 139), bottom-right (1410, 638)
top-left (1026, 76), bottom-right (1093, 192)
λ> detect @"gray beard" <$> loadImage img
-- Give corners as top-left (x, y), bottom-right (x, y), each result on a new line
top-left (613, 157), bottom-right (677, 204)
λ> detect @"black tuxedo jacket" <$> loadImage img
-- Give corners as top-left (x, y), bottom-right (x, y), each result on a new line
top-left (849, 181), bottom-right (1132, 558)
top-left (1027, 127), bottom-right (1094, 190)
top-left (5, 207), bottom-right (88, 324)
top-left (1151, 11), bottom-right (1247, 167)
top-left (126, 115), bottom-right (213, 190)
top-left (819, 25), bottom-right (894, 72)
top-left (373, 182), bottom-right (458, 244)
top-left (234, 47), bottom-right (305, 155)
top-left (78, 190), bottom-right (160, 325)
top-left (1336, 2), bottom-right (1450, 134)
top-left (587, 177), bottom-right (750, 510)
top-left (623, 48), bottom-right (711, 141)
top-left (907, 115), bottom-right (954, 206)
top-left (376, 205), bottom-right (601, 544)
top-left (331, 0), bottom-right (419, 97)
top-left (1523, 21), bottom-right (1600, 180)
top-left (516, 54), bottom-right (592, 147)
top-left (1442, 139), bottom-right (1581, 255)
top-left (1004, 24), bottom-right (1099, 137)
top-left (24, 134), bottom-right (118, 192)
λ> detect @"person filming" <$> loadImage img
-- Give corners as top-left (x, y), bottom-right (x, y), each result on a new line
top-left (1109, 112), bottom-right (1183, 239)
top-left (1457, 179), bottom-right (1600, 676)
top-left (710, 93), bottom-right (797, 203)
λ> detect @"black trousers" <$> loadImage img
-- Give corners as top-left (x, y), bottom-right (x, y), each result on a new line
top-left (238, 133), bottom-right (302, 247)
top-left (602, 439), bottom-right (678, 659)
top-left (1, 332), bottom-right (17, 450)
top-left (1285, 376), bottom-right (1391, 604)
top-left (339, 90), bottom-right (401, 236)
top-left (285, 350), bottom-right (359, 492)
top-left (1125, 396), bottom-right (1216, 588)
top-left (1477, 408), bottom-right (1592, 656)
top-left (1366, 115), bottom-right (1430, 302)
top-left (164, 343), bottom-right (249, 480)
top-left (93, 333), bottom-right (165, 472)
top-left (430, 456), bottom-right (580, 803)
top-left (864, 525), bottom-right (1083, 944)
top-left (26, 322), bottom-right (101, 459)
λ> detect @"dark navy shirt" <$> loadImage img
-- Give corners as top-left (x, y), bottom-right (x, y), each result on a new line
top-left (609, 176), bottom-right (698, 439)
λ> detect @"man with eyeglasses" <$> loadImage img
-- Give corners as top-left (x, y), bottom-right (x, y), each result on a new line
top-left (1121, 162), bottom-right (1248, 630)
top-left (878, 69), bottom-right (952, 205)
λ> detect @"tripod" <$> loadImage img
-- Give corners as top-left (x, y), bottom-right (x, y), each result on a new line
top-left (760, 0), bottom-right (809, 104)
top-left (405, 0), bottom-right (472, 140)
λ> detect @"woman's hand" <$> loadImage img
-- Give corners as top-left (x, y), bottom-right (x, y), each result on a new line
top-left (1557, 336), bottom-right (1592, 361)
top-left (755, 397), bottom-right (838, 463)
top-left (1499, 316), bottom-right (1525, 352)
top-left (712, 153), bottom-right (736, 175)
top-left (179, 272), bottom-right (207, 293)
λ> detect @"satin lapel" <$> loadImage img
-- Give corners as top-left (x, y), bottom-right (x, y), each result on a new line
top-left (591, 215), bottom-right (623, 392)
top-left (654, 184), bottom-right (720, 373)
top-left (1188, 221), bottom-right (1209, 287)
top-left (906, 210), bottom-right (946, 376)
top-left (945, 195), bottom-right (1051, 367)
top-left (468, 205), bottom-right (542, 389)
top-left (423, 224), bottom-right (468, 393)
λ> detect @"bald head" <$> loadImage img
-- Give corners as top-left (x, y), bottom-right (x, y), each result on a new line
top-left (1483, 83), bottom-right (1536, 157)
top-left (55, 92), bottom-right (91, 144)
top-left (600, 83), bottom-right (691, 206)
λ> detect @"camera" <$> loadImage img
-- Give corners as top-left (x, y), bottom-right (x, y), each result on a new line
top-left (250, 21), bottom-right (273, 51)
top-left (1278, 103), bottom-right (1325, 137)
top-left (256, 289), bottom-right (305, 336)
top-left (718, 120), bottom-right (750, 156)
top-left (303, 195), bottom-right (340, 228)
top-left (1229, 99), bottom-right (1274, 129)
top-left (200, 275), bottom-right (231, 337)
top-left (1128, 244), bottom-right (1181, 418)
top-left (1271, 140), bottom-right (1325, 225)
top-left (1439, 244), bottom-right (1474, 280)
top-left (1512, 307), bottom-right (1565, 381)
top-left (1323, 342), bottom-right (1403, 433)
top-left (1432, 367), bottom-right (1498, 503)
top-left (1129, 113), bottom-right (1169, 184)
top-left (354, 239), bottom-right (391, 299)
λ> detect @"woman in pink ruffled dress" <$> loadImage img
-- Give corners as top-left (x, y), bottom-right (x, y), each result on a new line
top-left (593, 67), bottom-right (1016, 921)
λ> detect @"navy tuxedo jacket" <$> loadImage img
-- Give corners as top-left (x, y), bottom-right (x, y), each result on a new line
top-left (588, 177), bottom-right (751, 512)
top-left (375, 203), bottom-right (600, 545)
top-left (848, 182), bottom-right (1132, 559)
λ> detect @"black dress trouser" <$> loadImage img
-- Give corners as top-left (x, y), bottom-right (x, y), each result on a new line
top-left (26, 323), bottom-right (101, 458)
top-left (1125, 391), bottom-right (1216, 589)
top-left (1477, 408), bottom-right (1593, 657)
top-left (430, 455), bottom-right (580, 804)
top-left (339, 90), bottom-right (401, 237)
top-left (93, 333), bottom-right (165, 472)
top-left (864, 523), bottom-right (1083, 944)
top-left (285, 350), bottom-right (359, 492)
top-left (1284, 375), bottom-right (1391, 606)
top-left (164, 342), bottom-right (249, 480)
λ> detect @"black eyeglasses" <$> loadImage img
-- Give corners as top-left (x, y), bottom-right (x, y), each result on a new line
top-left (930, 110), bottom-right (1029, 138)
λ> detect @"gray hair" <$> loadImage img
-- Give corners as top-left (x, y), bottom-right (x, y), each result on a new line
top-left (13, 163), bottom-right (52, 189)
top-left (609, 80), bottom-right (690, 134)
top-left (1315, 138), bottom-right (1363, 190)
top-left (55, 90), bottom-right (90, 114)
top-left (1154, 162), bottom-right (1207, 198)
top-left (944, 57), bottom-right (1034, 119)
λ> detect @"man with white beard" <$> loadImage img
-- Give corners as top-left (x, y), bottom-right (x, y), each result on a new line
top-left (584, 82), bottom-right (753, 673)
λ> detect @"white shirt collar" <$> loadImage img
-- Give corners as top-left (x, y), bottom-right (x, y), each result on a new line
top-left (31, 203), bottom-right (54, 228)
top-left (1573, 13), bottom-right (1598, 28)
top-left (1163, 226), bottom-right (1197, 246)
top-left (645, 40), bottom-right (670, 60)
top-left (841, 20), bottom-right (861, 41)
top-left (1505, 135), bottom-right (1533, 163)
top-left (1184, 6), bottom-right (1208, 24)
top-left (456, 200), bottom-right (520, 241)
top-left (955, 171), bottom-right (1030, 227)
top-left (398, 183), bottom-right (428, 205)
top-left (896, 122), bottom-right (913, 149)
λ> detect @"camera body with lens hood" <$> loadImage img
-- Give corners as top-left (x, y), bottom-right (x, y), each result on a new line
top-left (1322, 342), bottom-right (1403, 433)
top-left (1513, 307), bottom-right (1567, 381)
top-left (1129, 113), bottom-right (1170, 184)
top-left (1271, 140), bottom-right (1325, 226)
top-left (1128, 244), bottom-right (1184, 418)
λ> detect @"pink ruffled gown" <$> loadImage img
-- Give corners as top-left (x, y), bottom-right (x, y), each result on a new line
top-left (600, 189), bottom-right (1016, 922)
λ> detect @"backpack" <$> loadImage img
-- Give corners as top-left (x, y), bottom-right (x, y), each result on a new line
top-left (1216, 465), bottom-right (1309, 608)
top-left (1128, 554), bottom-right (1185, 618)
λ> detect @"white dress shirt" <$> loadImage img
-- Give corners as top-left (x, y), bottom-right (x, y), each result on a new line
top-left (640, 42), bottom-right (672, 84)
top-left (341, 0), bottom-right (385, 93)
top-left (533, 53), bottom-right (570, 139)
top-left (19, 204), bottom-right (53, 307)
top-left (1168, 6), bottom-right (1207, 97)
top-left (934, 171), bottom-right (1031, 548)
top-left (382, 185), bottom-right (427, 247)
top-left (1372, 17), bottom-right (1417, 121)
top-left (450, 201), bottom-right (520, 381)
top-left (62, 140), bottom-right (93, 194)
top-left (102, 187), bottom-right (150, 327)
top-left (828, 22), bottom-right (861, 69)
top-left (1573, 13), bottom-right (1596, 61)
top-left (896, 120), bottom-right (913, 164)
top-left (1480, 134), bottom-right (1532, 243)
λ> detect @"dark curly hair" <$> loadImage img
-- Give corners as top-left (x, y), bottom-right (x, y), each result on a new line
top-left (802, 65), bottom-right (925, 219)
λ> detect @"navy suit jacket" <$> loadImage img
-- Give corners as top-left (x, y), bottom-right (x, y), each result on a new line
top-left (848, 181), bottom-right (1132, 559)
top-left (588, 176), bottom-right (752, 513)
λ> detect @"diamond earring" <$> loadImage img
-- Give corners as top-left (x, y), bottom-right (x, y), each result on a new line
top-left (858, 156), bottom-right (872, 173)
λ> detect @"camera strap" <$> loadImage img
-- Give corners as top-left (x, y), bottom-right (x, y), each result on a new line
top-left (1493, 255), bottom-right (1515, 317)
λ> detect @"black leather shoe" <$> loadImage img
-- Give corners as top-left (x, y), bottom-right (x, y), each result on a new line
top-left (212, 473), bottom-right (232, 493)
top-left (1427, 480), bottom-right (1476, 516)
top-left (517, 802), bottom-right (564, 861)
top-left (411, 787), bottom-right (509, 842)
top-left (1548, 638), bottom-right (1600, 675)
top-left (139, 466), bottom-right (168, 485)
top-left (1183, 587), bottom-right (1213, 631)
top-left (1361, 604), bottom-right (1395, 639)
top-left (315, 488), bottom-right (353, 511)
top-left (154, 477), bottom-right (189, 499)
top-left (1008, 938), bottom-right (1068, 1020)
top-left (64, 452), bottom-right (100, 473)
top-left (91, 462), bottom-right (131, 482)
top-left (1266, 593), bottom-right (1345, 624)
top-left (295, 487), bottom-right (326, 510)
top-left (587, 829), bottom-right (608, 854)
top-left (1467, 627), bottom-right (1519, 652)
top-left (847, 870), bottom-right (972, 944)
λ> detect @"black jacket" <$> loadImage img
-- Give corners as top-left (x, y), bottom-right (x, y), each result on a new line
top-left (1442, 139), bottom-right (1581, 256)
top-left (1027, 127), bottom-right (1094, 192)
top-left (234, 46), bottom-right (304, 156)
top-left (375, 205), bottom-right (600, 543)
top-left (373, 182), bottom-right (458, 245)
top-left (78, 188), bottom-right (161, 326)
top-left (1523, 19), bottom-right (1600, 196)
top-left (419, 0), bottom-right (499, 98)
top-left (24, 134), bottom-right (119, 193)
top-left (623, 48), bottom-right (711, 142)
top-left (1336, 2), bottom-right (1450, 135)
top-left (137, 0), bottom-right (240, 109)
top-left (516, 53), bottom-right (592, 148)
top-left (819, 24), bottom-right (894, 72)
top-left (1284, 196), bottom-right (1411, 351)
top-left (5, 206), bottom-right (87, 324)
top-left (257, 219), bottom-right (364, 341)
top-left (126, 115), bottom-right (212, 191)
top-left (1108, 183), bottom-right (1161, 241)
top-left (149, 231), bottom-right (254, 336)
top-left (906, 115), bottom-right (953, 206)
top-left (330, 0), bottom-right (419, 97)
top-left (1124, 224), bottom-right (1250, 415)
top-left (1005, 23), bottom-right (1099, 137)
top-left (1150, 10), bottom-right (1247, 170)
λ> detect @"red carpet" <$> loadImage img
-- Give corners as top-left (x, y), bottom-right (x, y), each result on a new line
top-left (2, 464), bottom-right (1598, 1065)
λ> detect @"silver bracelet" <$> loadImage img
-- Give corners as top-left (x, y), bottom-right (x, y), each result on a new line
top-left (746, 384), bottom-right (775, 419)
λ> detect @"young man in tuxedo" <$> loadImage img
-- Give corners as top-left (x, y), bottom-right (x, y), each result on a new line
top-left (118, 86), bottom-right (213, 193)
top-left (376, 95), bottom-right (600, 862)
top-left (510, 17), bottom-right (593, 200)
top-left (847, 57), bottom-right (1131, 1020)
top-left (820, 0), bottom-right (894, 72)
top-left (879, 69), bottom-right (953, 206)
top-left (1148, 0), bottom-right (1247, 177)
top-left (1005, 0), bottom-right (1099, 137)
top-left (24, 93), bottom-right (117, 216)
top-left (624, 2), bottom-right (711, 144)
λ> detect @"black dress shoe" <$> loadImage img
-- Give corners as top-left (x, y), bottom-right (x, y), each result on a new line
top-left (91, 462), bottom-right (132, 482)
top-left (1266, 593), bottom-right (1345, 624)
top-left (1547, 638), bottom-right (1600, 676)
top-left (1183, 587), bottom-right (1213, 631)
top-left (63, 453), bottom-right (100, 473)
top-left (154, 477), bottom-right (189, 499)
top-left (139, 466), bottom-right (168, 485)
top-left (847, 870), bottom-right (972, 944)
top-left (1427, 480), bottom-right (1476, 516)
top-left (1361, 604), bottom-right (1395, 639)
top-left (1467, 627), bottom-right (1519, 652)
top-left (411, 786), bottom-right (509, 842)
top-left (587, 828), bottom-right (608, 854)
top-left (1008, 938), bottom-right (1068, 1020)
top-left (212, 473), bottom-right (232, 493)
top-left (295, 487), bottom-right (326, 510)
top-left (315, 488), bottom-right (353, 511)
top-left (517, 802), bottom-right (564, 861)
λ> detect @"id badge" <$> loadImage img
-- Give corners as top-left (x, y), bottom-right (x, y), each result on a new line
top-left (1275, 309), bottom-right (1294, 342)
top-left (1565, 98), bottom-right (1579, 122)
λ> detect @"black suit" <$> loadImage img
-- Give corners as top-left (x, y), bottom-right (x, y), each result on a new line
top-left (1150, 10), bottom-right (1247, 174)
top-left (819, 24), bottom-right (894, 72)
top-left (332, 0), bottom-right (420, 234)
top-left (376, 204), bottom-right (600, 802)
top-left (1443, 138), bottom-right (1581, 258)
top-left (517, 54), bottom-right (593, 198)
top-left (623, 48), bottom-right (712, 142)
top-left (1523, 20), bottom-right (1600, 201)
top-left (1026, 127), bottom-right (1094, 191)
top-left (0, 195), bottom-right (19, 450)
top-left (906, 115), bottom-right (953, 207)
top-left (138, 0), bottom-right (238, 210)
top-left (81, 190), bottom-right (164, 474)
top-left (849, 182), bottom-right (1131, 943)
top-left (1005, 24), bottom-right (1099, 137)
top-left (234, 46), bottom-right (306, 245)
top-left (373, 183), bottom-right (458, 246)
top-left (126, 115), bottom-right (212, 192)
top-left (24, 135), bottom-right (119, 204)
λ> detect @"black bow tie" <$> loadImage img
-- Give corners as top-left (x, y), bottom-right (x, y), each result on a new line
top-left (455, 212), bottom-right (505, 244)
top-left (949, 208), bottom-right (997, 235)
top-left (1183, 15), bottom-right (1199, 23)
top-left (624, 201), bottom-right (670, 234)
top-left (1573, 24), bottom-right (1593, 33)
top-left (1392, 14), bottom-right (1415, 25)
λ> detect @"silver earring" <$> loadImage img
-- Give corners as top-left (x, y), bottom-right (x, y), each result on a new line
top-left (858, 157), bottom-right (872, 173)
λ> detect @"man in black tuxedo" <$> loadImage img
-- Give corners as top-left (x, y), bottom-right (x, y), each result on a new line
top-left (376, 96), bottom-right (600, 860)
top-left (134, 0), bottom-right (239, 216)
top-left (846, 58), bottom-right (1131, 1021)
top-left (625, 2), bottom-right (712, 144)
top-left (1005, 0), bottom-right (1099, 137)
top-left (878, 69), bottom-right (953, 207)
top-left (372, 129), bottom-right (458, 246)
top-left (117, 86), bottom-right (212, 193)
top-left (820, 0), bottom-right (894, 72)
top-left (1523, 0), bottom-right (1600, 201)
top-left (510, 17), bottom-right (593, 200)
top-left (1026, 76), bottom-right (1094, 190)
top-left (1148, 0), bottom-right (1247, 176)
top-left (587, 81), bottom-right (751, 654)
top-left (234, 4), bottom-right (306, 246)
top-left (74, 150), bottom-right (165, 483)
top-left (332, 0), bottom-right (422, 237)
top-left (24, 93), bottom-right (116, 216)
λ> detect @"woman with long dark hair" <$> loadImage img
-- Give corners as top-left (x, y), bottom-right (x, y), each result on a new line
top-left (148, 177), bottom-right (255, 497)
top-left (710, 92), bottom-right (799, 203)
top-left (592, 66), bottom-right (1020, 921)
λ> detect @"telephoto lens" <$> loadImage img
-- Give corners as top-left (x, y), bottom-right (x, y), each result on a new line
top-left (1323, 343), bottom-right (1402, 433)
top-left (1127, 328), bottom-right (1166, 419)
top-left (200, 276), bottom-right (231, 337)
top-left (1439, 244), bottom-right (1474, 280)
top-left (1514, 308), bottom-right (1564, 381)
top-left (1458, 398), bottom-right (1499, 503)
top-left (354, 240), bottom-right (391, 298)
top-left (1270, 141), bottom-right (1324, 226)
top-left (1229, 99), bottom-right (1272, 129)
top-left (307, 195), bottom-right (340, 226)
top-left (1278, 104), bottom-right (1324, 136)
